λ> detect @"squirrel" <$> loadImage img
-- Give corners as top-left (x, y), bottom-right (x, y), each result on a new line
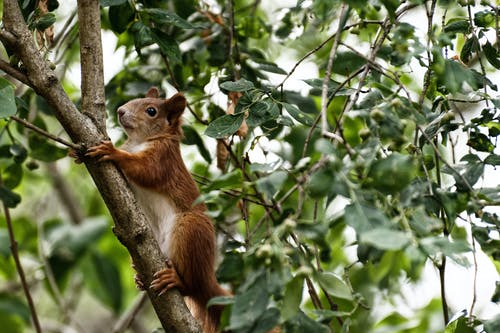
top-left (84, 87), bottom-right (229, 332)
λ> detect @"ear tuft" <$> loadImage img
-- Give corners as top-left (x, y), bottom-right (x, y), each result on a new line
top-left (166, 93), bottom-right (187, 124)
top-left (146, 87), bottom-right (160, 98)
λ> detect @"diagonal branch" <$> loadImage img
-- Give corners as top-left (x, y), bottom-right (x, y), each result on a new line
top-left (1, 0), bottom-right (200, 331)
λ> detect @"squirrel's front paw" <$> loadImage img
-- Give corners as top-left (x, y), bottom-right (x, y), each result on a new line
top-left (150, 259), bottom-right (185, 296)
top-left (86, 140), bottom-right (115, 161)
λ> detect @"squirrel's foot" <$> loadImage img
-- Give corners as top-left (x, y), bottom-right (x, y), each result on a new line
top-left (134, 273), bottom-right (146, 290)
top-left (132, 263), bottom-right (146, 291)
top-left (86, 140), bottom-right (115, 161)
top-left (150, 259), bottom-right (184, 296)
top-left (68, 149), bottom-right (83, 164)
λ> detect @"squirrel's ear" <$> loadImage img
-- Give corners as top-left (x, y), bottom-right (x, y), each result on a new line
top-left (146, 87), bottom-right (160, 98)
top-left (166, 93), bottom-right (187, 124)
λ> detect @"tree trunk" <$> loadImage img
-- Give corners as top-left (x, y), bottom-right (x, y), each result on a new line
top-left (0, 1), bottom-right (201, 332)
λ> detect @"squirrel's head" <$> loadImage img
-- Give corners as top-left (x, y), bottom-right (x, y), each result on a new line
top-left (116, 87), bottom-right (187, 141)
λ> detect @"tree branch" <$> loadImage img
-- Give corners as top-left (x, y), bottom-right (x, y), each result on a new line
top-left (0, 174), bottom-right (42, 333)
top-left (77, 0), bottom-right (106, 132)
top-left (10, 115), bottom-right (81, 150)
top-left (2, 0), bottom-right (201, 331)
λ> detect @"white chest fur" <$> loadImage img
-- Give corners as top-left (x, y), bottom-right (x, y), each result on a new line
top-left (131, 184), bottom-right (177, 257)
top-left (121, 139), bottom-right (177, 257)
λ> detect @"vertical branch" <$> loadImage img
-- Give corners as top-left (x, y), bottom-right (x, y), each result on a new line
top-left (227, 0), bottom-right (241, 80)
top-left (320, 3), bottom-right (347, 136)
top-left (469, 225), bottom-right (479, 321)
top-left (419, 0), bottom-right (437, 107)
top-left (77, 0), bottom-right (106, 132)
top-left (0, 174), bottom-right (42, 333)
top-left (438, 256), bottom-right (449, 324)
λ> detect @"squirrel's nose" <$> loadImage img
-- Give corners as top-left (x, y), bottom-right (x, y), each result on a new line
top-left (117, 107), bottom-right (125, 118)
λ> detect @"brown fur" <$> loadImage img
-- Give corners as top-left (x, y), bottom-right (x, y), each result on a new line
top-left (86, 88), bottom-right (229, 332)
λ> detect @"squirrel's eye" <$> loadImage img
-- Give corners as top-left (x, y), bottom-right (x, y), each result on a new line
top-left (146, 107), bottom-right (157, 117)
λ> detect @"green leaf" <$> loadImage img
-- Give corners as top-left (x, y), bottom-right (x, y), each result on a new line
top-left (460, 35), bottom-right (479, 63)
top-left (205, 113), bottom-right (245, 138)
top-left (182, 125), bottom-right (212, 163)
top-left (205, 170), bottom-right (242, 191)
top-left (420, 237), bottom-right (471, 258)
top-left (366, 153), bottom-right (417, 194)
top-left (31, 12), bottom-right (56, 31)
top-left (0, 313), bottom-right (23, 333)
top-left (282, 103), bottom-right (314, 126)
top-left (485, 121), bottom-right (500, 136)
top-left (483, 42), bottom-right (500, 69)
top-left (255, 170), bottom-right (288, 199)
top-left (28, 133), bottom-right (68, 162)
top-left (284, 311), bottom-right (330, 333)
top-left (360, 228), bottom-right (411, 250)
top-left (282, 276), bottom-right (304, 320)
top-left (0, 294), bottom-right (30, 323)
top-left (246, 100), bottom-right (279, 128)
top-left (445, 312), bottom-right (475, 333)
top-left (87, 251), bottom-right (123, 312)
top-left (3, 163), bottom-right (23, 189)
top-left (142, 8), bottom-right (198, 29)
top-left (0, 230), bottom-right (10, 258)
top-left (443, 19), bottom-right (470, 34)
top-left (474, 10), bottom-right (495, 28)
top-left (9, 144), bottom-right (28, 164)
top-left (316, 272), bottom-right (353, 301)
top-left (220, 79), bottom-right (255, 92)
top-left (344, 203), bottom-right (390, 233)
top-left (332, 51), bottom-right (366, 76)
top-left (46, 218), bottom-right (108, 284)
top-left (228, 281), bottom-right (269, 330)
top-left (0, 186), bottom-right (21, 208)
top-left (307, 166), bottom-right (334, 199)
top-left (252, 307), bottom-right (280, 333)
top-left (150, 29), bottom-right (181, 64)
top-left (207, 296), bottom-right (234, 308)
top-left (257, 63), bottom-right (287, 75)
top-left (484, 154), bottom-right (500, 166)
top-left (438, 59), bottom-right (477, 93)
top-left (0, 78), bottom-right (17, 118)
top-left (216, 252), bottom-right (244, 282)
top-left (109, 2), bottom-right (135, 34)
top-left (467, 131), bottom-right (494, 152)
top-left (130, 21), bottom-right (154, 49)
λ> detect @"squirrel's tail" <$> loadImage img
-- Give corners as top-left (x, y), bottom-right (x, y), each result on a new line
top-left (188, 283), bottom-right (230, 333)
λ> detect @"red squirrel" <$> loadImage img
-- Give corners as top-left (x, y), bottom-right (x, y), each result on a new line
top-left (85, 87), bottom-right (229, 332)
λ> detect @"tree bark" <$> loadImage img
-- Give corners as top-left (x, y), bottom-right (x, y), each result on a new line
top-left (0, 1), bottom-right (201, 332)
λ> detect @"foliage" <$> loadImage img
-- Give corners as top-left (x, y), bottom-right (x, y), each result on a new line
top-left (0, 0), bottom-right (500, 332)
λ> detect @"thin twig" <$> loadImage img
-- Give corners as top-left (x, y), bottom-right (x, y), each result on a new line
top-left (419, 0), bottom-right (437, 107)
top-left (10, 115), bottom-right (81, 150)
top-left (468, 224), bottom-right (478, 322)
top-left (320, 3), bottom-right (347, 136)
top-left (276, 20), bottom-right (384, 90)
top-left (438, 256), bottom-right (449, 324)
top-left (0, 58), bottom-right (30, 85)
top-left (0, 173), bottom-right (42, 333)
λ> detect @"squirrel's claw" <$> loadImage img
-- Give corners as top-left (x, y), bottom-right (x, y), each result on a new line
top-left (150, 259), bottom-right (185, 296)
top-left (86, 140), bottom-right (115, 161)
